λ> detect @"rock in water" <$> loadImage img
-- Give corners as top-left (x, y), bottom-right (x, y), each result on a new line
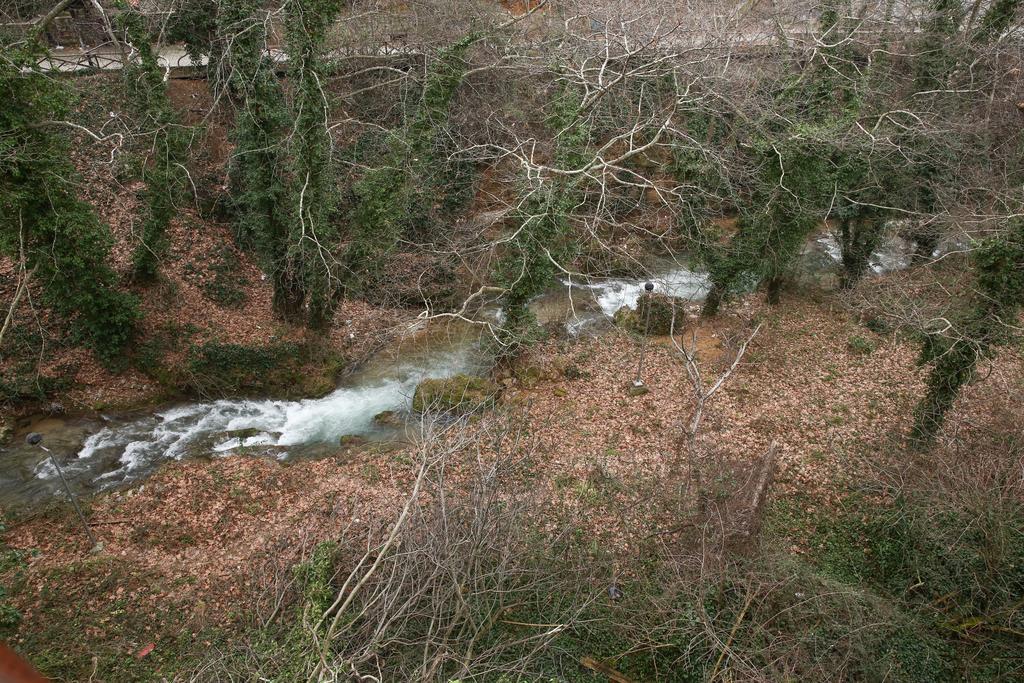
top-left (223, 427), bottom-right (263, 442)
top-left (373, 410), bottom-right (404, 428)
top-left (339, 434), bottom-right (368, 448)
top-left (614, 293), bottom-right (681, 335)
top-left (636, 293), bottom-right (682, 335)
top-left (412, 375), bottom-right (498, 413)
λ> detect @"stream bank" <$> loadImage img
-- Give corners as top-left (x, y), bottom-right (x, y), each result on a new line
top-left (0, 232), bottom-right (927, 511)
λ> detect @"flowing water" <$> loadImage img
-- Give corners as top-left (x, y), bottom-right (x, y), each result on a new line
top-left (0, 236), bottom-right (920, 510)
top-left (810, 234), bottom-right (914, 274)
top-left (0, 268), bottom-right (709, 509)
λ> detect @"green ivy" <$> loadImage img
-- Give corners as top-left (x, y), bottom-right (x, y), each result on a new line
top-left (284, 0), bottom-right (344, 329)
top-left (116, 3), bottom-right (192, 282)
top-left (700, 1), bottom-right (897, 312)
top-left (494, 83), bottom-right (590, 350)
top-left (973, 0), bottom-right (1023, 43)
top-left (345, 35), bottom-right (479, 291)
top-left (914, 0), bottom-right (966, 92)
top-left (167, 0), bottom-right (220, 72)
top-left (218, 0), bottom-right (295, 316)
top-left (0, 45), bottom-right (139, 365)
top-left (912, 219), bottom-right (1024, 442)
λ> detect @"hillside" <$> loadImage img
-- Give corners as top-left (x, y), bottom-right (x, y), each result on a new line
top-left (1, 0), bottom-right (1023, 680)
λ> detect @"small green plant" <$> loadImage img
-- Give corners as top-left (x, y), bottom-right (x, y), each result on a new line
top-left (847, 334), bottom-right (876, 355)
top-left (188, 246), bottom-right (249, 308)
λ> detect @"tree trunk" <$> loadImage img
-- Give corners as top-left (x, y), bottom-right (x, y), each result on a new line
top-left (272, 269), bottom-right (305, 322)
top-left (765, 276), bottom-right (783, 305)
top-left (701, 284), bottom-right (723, 317)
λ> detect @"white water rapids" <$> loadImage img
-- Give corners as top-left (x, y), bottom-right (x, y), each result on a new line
top-left (34, 344), bottom-right (481, 490)
top-left (4, 237), bottom-right (920, 507)
top-left (12, 269), bottom-right (709, 503)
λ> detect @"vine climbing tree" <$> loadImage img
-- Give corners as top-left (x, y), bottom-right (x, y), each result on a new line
top-left (344, 34), bottom-right (480, 292)
top-left (217, 0), bottom-right (295, 316)
top-left (116, 2), bottom-right (191, 282)
top-left (284, 0), bottom-right (343, 330)
top-left (699, 0), bottom-right (893, 313)
top-left (0, 44), bottom-right (139, 364)
top-left (911, 219), bottom-right (1024, 444)
top-left (494, 83), bottom-right (590, 350)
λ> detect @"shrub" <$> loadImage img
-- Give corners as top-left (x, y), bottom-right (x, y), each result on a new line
top-left (0, 49), bottom-right (139, 365)
top-left (847, 334), bottom-right (876, 355)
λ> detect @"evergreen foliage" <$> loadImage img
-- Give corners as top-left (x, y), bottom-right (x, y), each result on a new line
top-left (284, 0), bottom-right (344, 329)
top-left (218, 0), bottom-right (295, 316)
top-left (344, 35), bottom-right (478, 291)
top-left (167, 0), bottom-right (220, 71)
top-left (700, 0), bottom-right (897, 312)
top-left (973, 0), bottom-right (1022, 43)
top-left (116, 4), bottom-right (191, 282)
top-left (912, 219), bottom-right (1024, 443)
top-left (914, 0), bottom-right (966, 92)
top-left (0, 45), bottom-right (139, 364)
top-left (495, 84), bottom-right (590, 347)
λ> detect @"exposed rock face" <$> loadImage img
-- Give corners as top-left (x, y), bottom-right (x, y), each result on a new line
top-left (412, 374), bottom-right (498, 413)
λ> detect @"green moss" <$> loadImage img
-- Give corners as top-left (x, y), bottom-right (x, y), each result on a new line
top-left (847, 334), bottom-right (876, 355)
top-left (767, 492), bottom-right (1024, 680)
top-left (130, 338), bottom-right (344, 399)
top-left (411, 374), bottom-right (498, 413)
top-left (615, 293), bottom-right (682, 335)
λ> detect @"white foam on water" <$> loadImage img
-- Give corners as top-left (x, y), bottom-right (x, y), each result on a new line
top-left (564, 268), bottom-right (711, 317)
top-left (815, 235), bottom-right (913, 275)
top-left (816, 235), bottom-right (843, 262)
top-left (212, 433), bottom-right (276, 452)
top-left (34, 343), bottom-right (481, 491)
top-left (28, 267), bottom-right (709, 496)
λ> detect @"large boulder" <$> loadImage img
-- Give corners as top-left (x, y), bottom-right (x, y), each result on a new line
top-left (412, 374), bottom-right (498, 413)
top-left (614, 293), bottom-right (681, 335)
top-left (373, 410), bottom-right (405, 428)
top-left (511, 356), bottom-right (571, 388)
top-left (339, 434), bottom-right (368, 448)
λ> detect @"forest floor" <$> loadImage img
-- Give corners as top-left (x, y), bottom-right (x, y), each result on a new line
top-left (3, 282), bottom-right (1021, 680)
